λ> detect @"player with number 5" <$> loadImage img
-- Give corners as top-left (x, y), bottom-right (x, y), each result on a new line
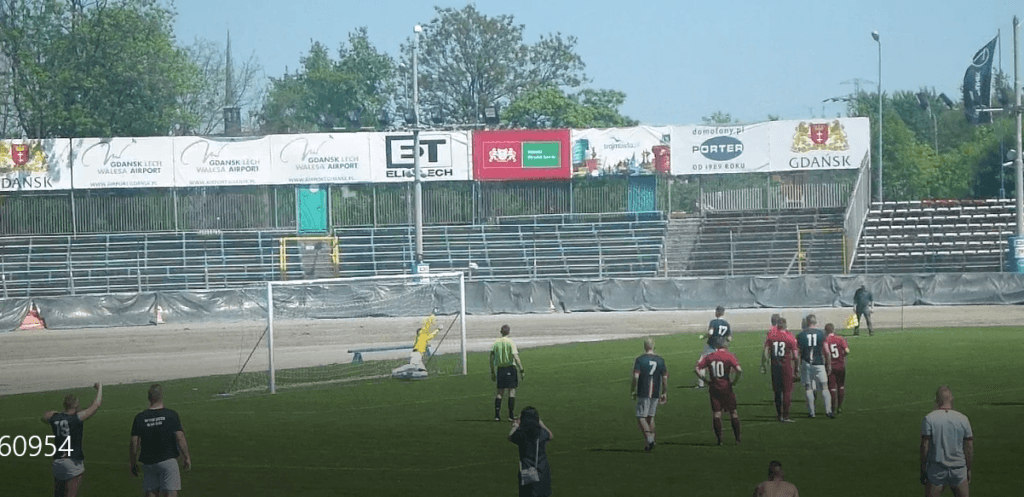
top-left (824, 323), bottom-right (850, 415)
top-left (42, 382), bottom-right (103, 497)
top-left (695, 341), bottom-right (743, 445)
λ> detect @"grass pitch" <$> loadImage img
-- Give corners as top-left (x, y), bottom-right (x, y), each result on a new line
top-left (1, 325), bottom-right (1021, 496)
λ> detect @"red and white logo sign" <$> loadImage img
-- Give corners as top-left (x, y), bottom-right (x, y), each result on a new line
top-left (809, 123), bottom-right (830, 145)
top-left (11, 144), bottom-right (30, 166)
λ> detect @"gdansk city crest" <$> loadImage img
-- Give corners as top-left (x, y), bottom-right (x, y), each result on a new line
top-left (488, 147), bottom-right (516, 163)
top-left (0, 140), bottom-right (48, 172)
top-left (791, 120), bottom-right (850, 153)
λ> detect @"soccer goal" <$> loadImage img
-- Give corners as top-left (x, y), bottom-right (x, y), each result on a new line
top-left (224, 272), bottom-right (467, 394)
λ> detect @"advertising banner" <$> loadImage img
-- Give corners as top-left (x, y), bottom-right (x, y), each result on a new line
top-left (72, 137), bottom-right (176, 189)
top-left (768, 117), bottom-right (870, 172)
top-left (473, 129), bottom-right (571, 181)
top-left (570, 126), bottom-right (671, 177)
top-left (270, 133), bottom-right (372, 184)
top-left (369, 131), bottom-right (470, 183)
top-left (670, 123), bottom-right (771, 175)
top-left (0, 139), bottom-right (72, 191)
top-left (172, 136), bottom-right (273, 187)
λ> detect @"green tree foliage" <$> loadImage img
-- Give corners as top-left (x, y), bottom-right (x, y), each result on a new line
top-left (0, 0), bottom-right (196, 138)
top-left (400, 5), bottom-right (586, 125)
top-left (502, 86), bottom-right (637, 129)
top-left (701, 111), bottom-right (736, 125)
top-left (258, 28), bottom-right (395, 134)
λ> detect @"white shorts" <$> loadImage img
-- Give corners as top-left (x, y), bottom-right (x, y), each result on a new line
top-left (926, 462), bottom-right (967, 487)
top-left (635, 397), bottom-right (659, 418)
top-left (52, 458), bottom-right (84, 481)
top-left (142, 458), bottom-right (181, 492)
top-left (801, 362), bottom-right (828, 390)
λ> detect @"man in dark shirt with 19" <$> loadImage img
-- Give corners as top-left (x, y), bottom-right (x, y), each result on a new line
top-left (631, 338), bottom-right (668, 452)
top-left (130, 384), bottom-right (191, 497)
top-left (698, 305), bottom-right (732, 388)
top-left (796, 315), bottom-right (833, 418)
top-left (853, 284), bottom-right (874, 336)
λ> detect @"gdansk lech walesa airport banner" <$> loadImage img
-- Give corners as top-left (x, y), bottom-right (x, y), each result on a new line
top-left (0, 118), bottom-right (869, 192)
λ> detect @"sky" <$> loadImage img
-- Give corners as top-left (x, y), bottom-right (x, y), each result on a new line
top-left (170, 0), bottom-right (1022, 126)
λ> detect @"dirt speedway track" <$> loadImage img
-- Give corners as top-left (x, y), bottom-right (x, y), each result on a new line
top-left (2, 304), bottom-right (1022, 396)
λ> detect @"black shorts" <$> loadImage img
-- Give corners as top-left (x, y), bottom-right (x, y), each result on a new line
top-left (496, 366), bottom-right (519, 389)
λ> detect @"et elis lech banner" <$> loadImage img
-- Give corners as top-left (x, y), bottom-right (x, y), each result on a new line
top-left (570, 126), bottom-right (671, 177)
top-left (0, 139), bottom-right (72, 191)
top-left (173, 136), bottom-right (274, 187)
top-left (369, 131), bottom-right (471, 183)
top-left (473, 129), bottom-right (571, 181)
top-left (768, 117), bottom-right (870, 172)
top-left (270, 133), bottom-right (372, 184)
top-left (72, 137), bottom-right (175, 189)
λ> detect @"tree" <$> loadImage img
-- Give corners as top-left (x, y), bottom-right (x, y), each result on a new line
top-left (177, 35), bottom-right (264, 135)
top-left (0, 0), bottom-right (198, 138)
top-left (502, 86), bottom-right (636, 129)
top-left (701, 111), bottom-right (736, 125)
top-left (258, 28), bottom-right (395, 134)
top-left (399, 5), bottom-right (586, 125)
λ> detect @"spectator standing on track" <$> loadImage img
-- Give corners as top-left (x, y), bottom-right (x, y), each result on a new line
top-left (631, 338), bottom-right (668, 451)
top-left (695, 341), bottom-right (743, 445)
top-left (491, 324), bottom-right (525, 422)
top-left (509, 406), bottom-right (554, 497)
top-left (130, 384), bottom-right (191, 497)
top-left (824, 323), bottom-right (850, 414)
top-left (43, 382), bottom-right (103, 497)
top-left (853, 285), bottom-right (875, 336)
top-left (920, 386), bottom-right (973, 497)
top-left (698, 305), bottom-right (732, 388)
top-left (762, 317), bottom-right (799, 422)
top-left (753, 460), bottom-right (800, 497)
top-left (796, 315), bottom-right (833, 418)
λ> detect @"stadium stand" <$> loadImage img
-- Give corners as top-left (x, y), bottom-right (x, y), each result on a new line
top-left (851, 198), bottom-right (1015, 273)
top-left (683, 208), bottom-right (847, 277)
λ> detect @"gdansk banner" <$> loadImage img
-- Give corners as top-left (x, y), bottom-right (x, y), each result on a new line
top-left (671, 117), bottom-right (869, 175)
top-left (0, 139), bottom-right (72, 191)
top-left (473, 129), bottom-right (571, 181)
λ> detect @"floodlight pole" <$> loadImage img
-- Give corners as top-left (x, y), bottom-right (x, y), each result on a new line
top-left (873, 31), bottom-right (883, 204)
top-left (413, 24), bottom-right (424, 263)
top-left (1014, 16), bottom-right (1023, 237)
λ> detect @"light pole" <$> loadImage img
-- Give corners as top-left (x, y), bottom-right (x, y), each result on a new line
top-left (413, 24), bottom-right (424, 264)
top-left (872, 30), bottom-right (883, 204)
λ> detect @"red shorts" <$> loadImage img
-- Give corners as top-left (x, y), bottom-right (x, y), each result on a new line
top-left (828, 368), bottom-right (846, 390)
top-left (709, 385), bottom-right (737, 413)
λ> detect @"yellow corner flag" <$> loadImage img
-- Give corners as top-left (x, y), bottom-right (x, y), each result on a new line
top-left (844, 313), bottom-right (859, 329)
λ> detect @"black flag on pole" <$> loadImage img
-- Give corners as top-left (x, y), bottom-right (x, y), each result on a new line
top-left (963, 36), bottom-right (998, 124)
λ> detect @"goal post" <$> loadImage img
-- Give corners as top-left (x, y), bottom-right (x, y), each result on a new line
top-left (226, 271), bottom-right (467, 394)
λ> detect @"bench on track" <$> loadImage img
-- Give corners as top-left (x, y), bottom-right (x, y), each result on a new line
top-left (349, 345), bottom-right (432, 365)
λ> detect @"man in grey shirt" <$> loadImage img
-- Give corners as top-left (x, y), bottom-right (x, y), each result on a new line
top-left (920, 385), bottom-right (973, 497)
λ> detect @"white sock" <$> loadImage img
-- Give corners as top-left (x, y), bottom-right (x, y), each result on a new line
top-left (805, 389), bottom-right (816, 416)
top-left (646, 433), bottom-right (655, 444)
top-left (822, 389), bottom-right (833, 415)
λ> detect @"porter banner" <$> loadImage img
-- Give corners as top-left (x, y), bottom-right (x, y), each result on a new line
top-left (671, 123), bottom-right (770, 175)
top-left (72, 137), bottom-right (175, 189)
top-left (0, 139), bottom-right (72, 191)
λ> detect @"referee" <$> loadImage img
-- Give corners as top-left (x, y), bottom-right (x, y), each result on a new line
top-left (490, 324), bottom-right (525, 422)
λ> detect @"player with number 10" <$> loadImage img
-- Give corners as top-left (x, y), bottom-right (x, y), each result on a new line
top-left (695, 341), bottom-right (743, 445)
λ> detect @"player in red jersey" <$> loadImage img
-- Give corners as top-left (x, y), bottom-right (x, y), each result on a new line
top-left (824, 323), bottom-right (850, 415)
top-left (695, 342), bottom-right (743, 445)
top-left (761, 317), bottom-right (799, 422)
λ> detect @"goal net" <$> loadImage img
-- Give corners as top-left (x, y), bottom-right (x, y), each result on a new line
top-left (224, 272), bottom-right (467, 394)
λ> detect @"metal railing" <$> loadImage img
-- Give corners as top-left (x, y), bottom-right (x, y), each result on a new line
top-left (699, 182), bottom-right (852, 212)
top-left (843, 158), bottom-right (872, 272)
